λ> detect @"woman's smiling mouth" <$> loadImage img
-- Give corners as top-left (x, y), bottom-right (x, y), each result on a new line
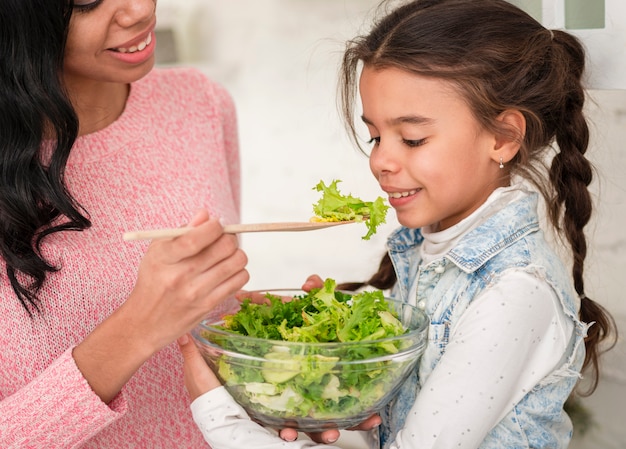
top-left (112, 33), bottom-right (152, 53)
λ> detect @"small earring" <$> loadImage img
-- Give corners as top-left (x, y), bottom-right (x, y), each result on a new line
top-left (499, 157), bottom-right (504, 169)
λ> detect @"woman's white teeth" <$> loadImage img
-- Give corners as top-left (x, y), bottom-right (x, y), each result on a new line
top-left (389, 189), bottom-right (418, 199)
top-left (116, 33), bottom-right (152, 53)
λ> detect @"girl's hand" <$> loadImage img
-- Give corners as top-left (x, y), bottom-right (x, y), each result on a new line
top-left (178, 333), bottom-right (221, 400)
top-left (277, 415), bottom-right (382, 445)
top-left (233, 274), bottom-right (325, 305)
top-left (302, 274), bottom-right (324, 291)
top-left (178, 333), bottom-right (383, 444)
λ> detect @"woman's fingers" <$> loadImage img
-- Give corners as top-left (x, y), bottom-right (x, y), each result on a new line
top-left (150, 216), bottom-right (227, 265)
top-left (189, 260), bottom-right (250, 312)
top-left (125, 211), bottom-right (249, 349)
top-left (187, 209), bottom-right (211, 227)
top-left (144, 210), bottom-right (248, 297)
top-left (138, 235), bottom-right (248, 312)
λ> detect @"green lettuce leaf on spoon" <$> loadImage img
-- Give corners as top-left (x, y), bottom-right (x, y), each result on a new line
top-left (311, 179), bottom-right (389, 240)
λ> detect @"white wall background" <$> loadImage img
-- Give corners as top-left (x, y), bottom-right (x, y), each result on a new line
top-left (159, 0), bottom-right (398, 290)
top-left (156, 1), bottom-right (625, 447)
top-left (541, 0), bottom-right (626, 90)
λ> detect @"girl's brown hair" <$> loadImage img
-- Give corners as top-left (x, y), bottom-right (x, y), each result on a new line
top-left (337, 0), bottom-right (617, 395)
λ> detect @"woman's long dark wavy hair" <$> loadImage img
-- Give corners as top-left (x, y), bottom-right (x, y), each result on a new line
top-left (0, 0), bottom-right (90, 316)
top-left (338, 0), bottom-right (617, 395)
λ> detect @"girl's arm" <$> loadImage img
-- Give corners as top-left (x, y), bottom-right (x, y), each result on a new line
top-left (180, 270), bottom-right (569, 449)
top-left (179, 334), bottom-right (345, 449)
top-left (390, 270), bottom-right (573, 449)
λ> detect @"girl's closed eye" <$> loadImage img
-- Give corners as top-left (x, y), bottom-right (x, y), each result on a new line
top-left (368, 136), bottom-right (427, 148)
top-left (73, 0), bottom-right (102, 13)
top-left (403, 138), bottom-right (427, 148)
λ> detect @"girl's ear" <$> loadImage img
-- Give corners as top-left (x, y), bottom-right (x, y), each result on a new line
top-left (492, 109), bottom-right (525, 165)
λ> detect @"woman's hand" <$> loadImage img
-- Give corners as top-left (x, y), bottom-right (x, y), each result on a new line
top-left (73, 209), bottom-right (249, 403)
top-left (123, 209), bottom-right (249, 350)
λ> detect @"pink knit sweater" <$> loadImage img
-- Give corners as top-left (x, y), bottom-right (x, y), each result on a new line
top-left (0, 67), bottom-right (241, 448)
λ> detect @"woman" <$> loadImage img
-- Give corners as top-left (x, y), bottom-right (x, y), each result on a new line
top-left (0, 0), bottom-right (248, 447)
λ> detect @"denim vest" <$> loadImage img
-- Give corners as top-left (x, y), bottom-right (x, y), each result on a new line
top-left (378, 192), bottom-right (588, 449)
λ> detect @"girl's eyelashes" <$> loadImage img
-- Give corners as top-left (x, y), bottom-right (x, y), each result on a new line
top-left (73, 0), bottom-right (102, 13)
top-left (367, 136), bottom-right (427, 148)
top-left (403, 138), bottom-right (427, 148)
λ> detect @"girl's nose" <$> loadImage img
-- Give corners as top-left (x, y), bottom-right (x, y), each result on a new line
top-left (369, 142), bottom-right (399, 179)
top-left (114, 0), bottom-right (155, 28)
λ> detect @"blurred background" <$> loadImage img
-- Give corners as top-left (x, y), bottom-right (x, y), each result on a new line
top-left (154, 1), bottom-right (625, 447)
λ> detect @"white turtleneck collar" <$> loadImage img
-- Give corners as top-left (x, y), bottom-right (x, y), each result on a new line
top-left (419, 183), bottom-right (532, 265)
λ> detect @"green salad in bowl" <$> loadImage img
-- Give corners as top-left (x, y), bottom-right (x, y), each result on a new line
top-left (191, 279), bottom-right (429, 432)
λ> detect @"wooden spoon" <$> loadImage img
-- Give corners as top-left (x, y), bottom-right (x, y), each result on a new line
top-left (122, 221), bottom-right (358, 241)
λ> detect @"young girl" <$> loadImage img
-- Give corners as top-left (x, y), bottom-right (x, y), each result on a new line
top-left (179, 0), bottom-right (617, 448)
top-left (0, 0), bottom-right (248, 447)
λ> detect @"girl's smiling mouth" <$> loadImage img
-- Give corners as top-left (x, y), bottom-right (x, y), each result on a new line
top-left (388, 189), bottom-right (420, 199)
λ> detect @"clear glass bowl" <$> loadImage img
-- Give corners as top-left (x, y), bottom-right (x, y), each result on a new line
top-left (191, 289), bottom-right (429, 432)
